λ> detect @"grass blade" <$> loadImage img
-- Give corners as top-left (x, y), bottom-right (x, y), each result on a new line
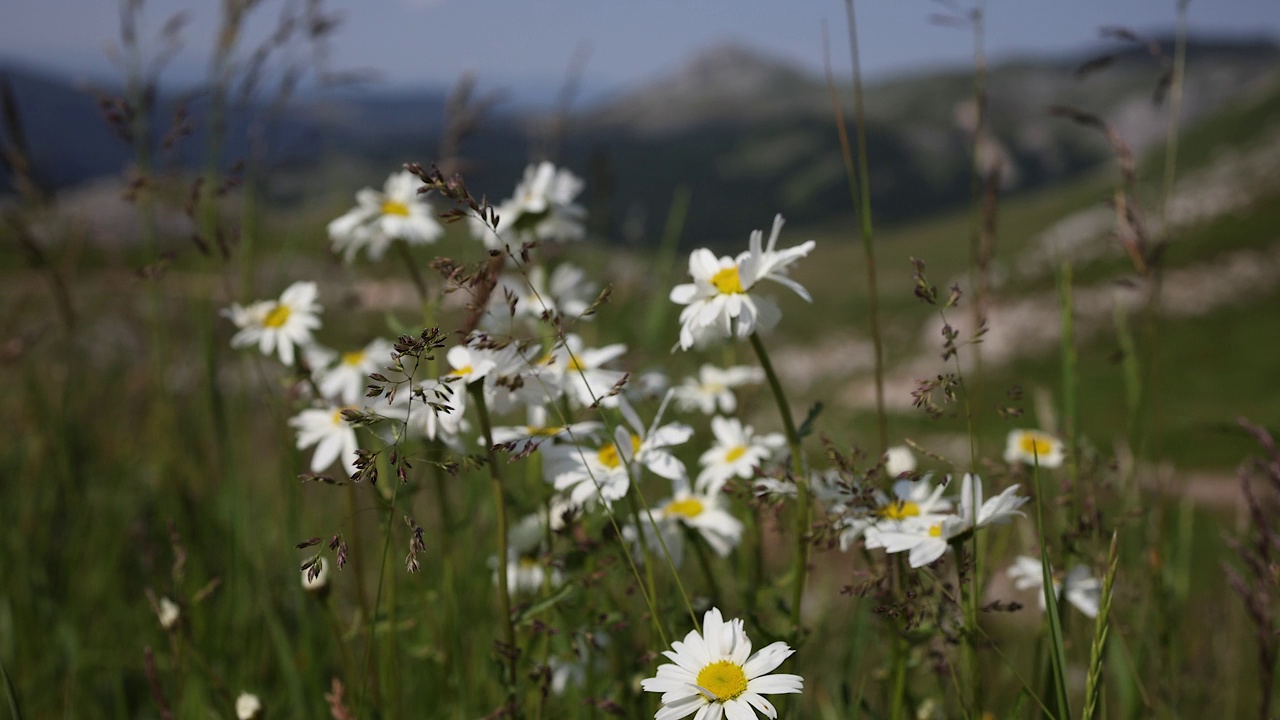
top-left (1, 656), bottom-right (24, 720)
top-left (1034, 462), bottom-right (1072, 720)
top-left (1081, 531), bottom-right (1120, 720)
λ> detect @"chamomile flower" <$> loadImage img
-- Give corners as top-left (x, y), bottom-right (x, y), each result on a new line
top-left (1004, 429), bottom-right (1065, 469)
top-left (659, 488), bottom-right (745, 560)
top-left (641, 607), bottom-right (803, 720)
top-left (225, 281), bottom-right (322, 366)
top-left (375, 379), bottom-right (468, 449)
top-left (474, 161), bottom-right (586, 251)
top-left (669, 214), bottom-right (815, 350)
top-left (156, 597), bottom-right (180, 631)
top-left (884, 445), bottom-right (918, 478)
top-left (672, 364), bottom-right (764, 415)
top-left (696, 416), bottom-right (785, 495)
top-left (957, 473), bottom-right (1029, 529)
top-left (870, 474), bottom-right (1027, 568)
top-left (544, 398), bottom-right (691, 508)
top-left (327, 170), bottom-right (443, 262)
top-left (543, 333), bottom-right (628, 409)
top-left (290, 406), bottom-right (360, 478)
top-left (317, 338), bottom-right (393, 405)
top-left (839, 477), bottom-right (952, 551)
top-left (490, 405), bottom-right (602, 454)
top-left (235, 693), bottom-right (263, 720)
top-left (487, 263), bottom-right (598, 331)
top-left (1006, 555), bottom-right (1101, 618)
top-left (496, 513), bottom-right (563, 595)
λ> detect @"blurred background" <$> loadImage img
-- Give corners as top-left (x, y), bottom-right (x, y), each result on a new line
top-left (3, 0), bottom-right (1280, 716)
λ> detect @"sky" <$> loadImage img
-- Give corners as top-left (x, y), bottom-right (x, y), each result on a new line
top-left (3, 0), bottom-right (1279, 104)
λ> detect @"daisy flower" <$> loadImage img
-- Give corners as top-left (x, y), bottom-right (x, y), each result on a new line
top-left (544, 397), bottom-right (691, 508)
top-left (660, 488), bottom-right (745, 560)
top-left (374, 378), bottom-right (468, 449)
top-left (839, 476), bottom-right (952, 551)
top-left (543, 333), bottom-right (628, 409)
top-left (327, 170), bottom-right (443, 262)
top-left (473, 161), bottom-right (587, 251)
top-left (669, 215), bottom-right (815, 351)
top-left (487, 263), bottom-right (598, 331)
top-left (225, 281), bottom-right (322, 366)
top-left (317, 338), bottom-right (394, 405)
top-left (884, 445), bottom-right (917, 478)
top-left (1004, 429), bottom-right (1065, 469)
top-left (290, 406), bottom-right (360, 478)
top-left (495, 512), bottom-right (563, 595)
top-left (156, 597), bottom-right (180, 631)
top-left (641, 607), bottom-right (803, 720)
top-left (672, 364), bottom-right (764, 415)
top-left (696, 416), bottom-right (785, 495)
top-left (870, 474), bottom-right (1028, 567)
top-left (1006, 555), bottom-right (1102, 618)
top-left (490, 405), bottom-right (602, 455)
top-left (235, 693), bottom-right (263, 720)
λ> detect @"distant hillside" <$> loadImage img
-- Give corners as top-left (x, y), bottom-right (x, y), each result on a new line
top-left (3, 36), bottom-right (1278, 245)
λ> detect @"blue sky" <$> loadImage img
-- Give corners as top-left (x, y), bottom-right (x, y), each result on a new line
top-left (3, 0), bottom-right (1278, 102)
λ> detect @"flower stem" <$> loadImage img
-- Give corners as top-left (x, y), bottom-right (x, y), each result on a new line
top-left (468, 382), bottom-right (521, 715)
top-left (748, 332), bottom-right (809, 642)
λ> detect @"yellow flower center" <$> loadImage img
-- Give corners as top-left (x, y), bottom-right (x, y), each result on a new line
top-left (1019, 434), bottom-right (1055, 457)
top-left (263, 303), bottom-right (291, 328)
top-left (696, 660), bottom-right (748, 702)
top-left (597, 435), bottom-right (641, 469)
top-left (565, 355), bottom-right (585, 372)
top-left (341, 350), bottom-right (365, 366)
top-left (877, 500), bottom-right (920, 521)
top-left (710, 266), bottom-right (745, 295)
top-left (665, 497), bottom-right (704, 519)
top-left (928, 524), bottom-right (943, 538)
top-left (450, 365), bottom-right (473, 378)
top-left (527, 425), bottom-right (564, 437)
top-left (380, 199), bottom-right (410, 216)
top-left (724, 445), bottom-right (747, 463)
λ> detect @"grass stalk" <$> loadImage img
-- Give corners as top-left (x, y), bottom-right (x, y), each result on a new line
top-left (839, 0), bottom-right (888, 454)
top-left (747, 332), bottom-right (809, 642)
top-left (1081, 531), bottom-right (1120, 720)
top-left (468, 381), bottom-right (521, 716)
top-left (1033, 460), bottom-right (1072, 720)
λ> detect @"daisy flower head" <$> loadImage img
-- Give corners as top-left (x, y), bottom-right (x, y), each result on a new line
top-left (156, 596), bottom-right (181, 631)
top-left (543, 333), bottom-right (628, 409)
top-left (317, 338), bottom-right (394, 405)
top-left (1004, 429), bottom-right (1065, 469)
top-left (659, 488), bottom-right (745, 558)
top-left (235, 693), bottom-right (263, 720)
top-left (884, 445), bottom-right (917, 478)
top-left (673, 364), bottom-right (764, 415)
top-left (869, 515), bottom-right (970, 568)
top-left (669, 214), bottom-right (815, 351)
top-left (486, 263), bottom-right (598, 332)
top-left (641, 607), bottom-right (803, 720)
top-left (543, 397), bottom-right (691, 508)
top-left (839, 476), bottom-right (952, 551)
top-left (1007, 555), bottom-right (1102, 618)
top-left (374, 378), bottom-right (468, 450)
top-left (473, 161), bottom-right (587, 251)
top-left (957, 473), bottom-right (1029, 529)
top-left (290, 405), bottom-right (360, 478)
top-left (490, 405), bottom-right (603, 455)
top-left (225, 281), bottom-right (322, 366)
top-left (327, 170), bottom-right (444, 263)
top-left (696, 416), bottom-right (785, 495)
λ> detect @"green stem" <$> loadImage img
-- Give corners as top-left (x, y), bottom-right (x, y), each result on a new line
top-left (747, 332), bottom-right (809, 642)
top-left (469, 382), bottom-right (521, 716)
top-left (842, 0), bottom-right (888, 454)
top-left (685, 525), bottom-right (724, 607)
